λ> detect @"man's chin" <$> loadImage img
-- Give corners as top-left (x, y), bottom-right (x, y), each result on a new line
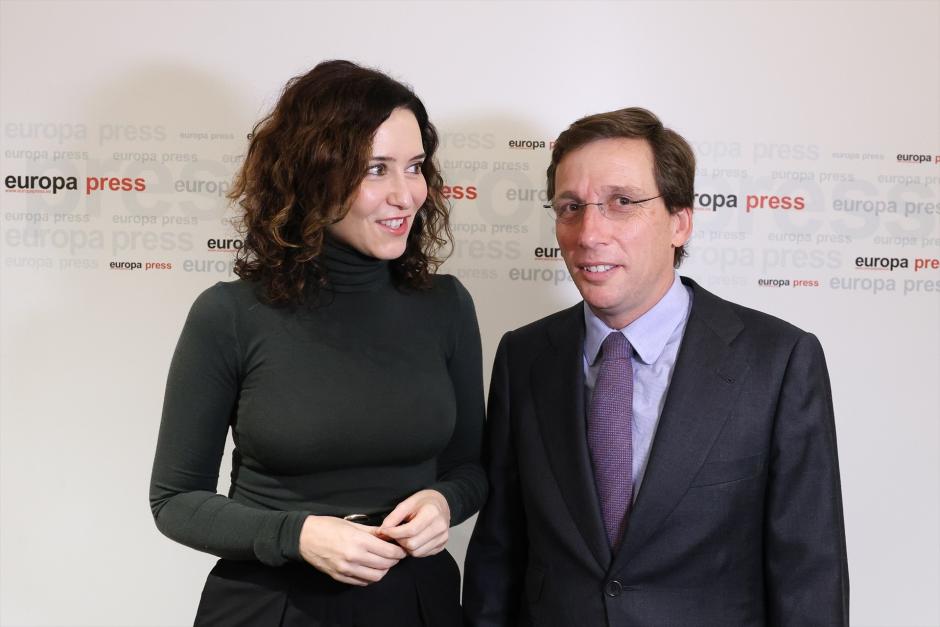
top-left (578, 289), bottom-right (623, 314)
top-left (570, 267), bottom-right (617, 297)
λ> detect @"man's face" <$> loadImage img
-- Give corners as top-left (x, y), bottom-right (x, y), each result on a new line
top-left (553, 137), bottom-right (692, 329)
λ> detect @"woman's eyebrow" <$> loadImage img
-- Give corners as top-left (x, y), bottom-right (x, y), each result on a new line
top-left (369, 153), bottom-right (426, 162)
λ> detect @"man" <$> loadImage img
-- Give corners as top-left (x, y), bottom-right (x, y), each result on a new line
top-left (463, 108), bottom-right (848, 626)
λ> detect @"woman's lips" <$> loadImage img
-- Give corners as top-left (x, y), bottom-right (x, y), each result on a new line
top-left (376, 216), bottom-right (408, 235)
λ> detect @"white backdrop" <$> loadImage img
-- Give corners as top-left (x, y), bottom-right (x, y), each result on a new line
top-left (1, 1), bottom-right (938, 625)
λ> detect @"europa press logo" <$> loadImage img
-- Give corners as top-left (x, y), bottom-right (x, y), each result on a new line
top-left (896, 152), bottom-right (940, 165)
top-left (4, 174), bottom-right (147, 195)
top-left (508, 139), bottom-right (553, 150)
top-left (207, 237), bottom-right (244, 252)
top-left (691, 192), bottom-right (805, 212)
top-left (442, 185), bottom-right (477, 200)
top-left (855, 255), bottom-right (939, 272)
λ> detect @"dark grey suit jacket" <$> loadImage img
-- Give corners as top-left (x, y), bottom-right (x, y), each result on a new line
top-left (463, 277), bottom-right (848, 627)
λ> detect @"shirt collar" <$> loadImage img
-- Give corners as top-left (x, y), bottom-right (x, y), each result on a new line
top-left (583, 273), bottom-right (690, 366)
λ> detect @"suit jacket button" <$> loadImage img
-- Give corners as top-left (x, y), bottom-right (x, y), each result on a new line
top-left (605, 580), bottom-right (623, 597)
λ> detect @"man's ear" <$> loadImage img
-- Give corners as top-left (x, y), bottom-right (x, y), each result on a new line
top-left (671, 206), bottom-right (693, 247)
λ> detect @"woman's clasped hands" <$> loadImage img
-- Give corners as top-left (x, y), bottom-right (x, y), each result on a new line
top-left (299, 489), bottom-right (451, 586)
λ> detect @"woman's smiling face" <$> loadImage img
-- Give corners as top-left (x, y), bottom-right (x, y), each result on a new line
top-left (327, 107), bottom-right (428, 260)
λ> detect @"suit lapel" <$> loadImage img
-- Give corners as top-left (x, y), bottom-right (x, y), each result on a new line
top-left (532, 303), bottom-right (612, 572)
top-left (614, 279), bottom-right (750, 571)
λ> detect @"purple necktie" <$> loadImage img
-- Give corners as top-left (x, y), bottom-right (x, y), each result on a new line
top-left (587, 331), bottom-right (634, 550)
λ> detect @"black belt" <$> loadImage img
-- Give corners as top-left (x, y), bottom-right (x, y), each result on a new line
top-left (340, 511), bottom-right (393, 527)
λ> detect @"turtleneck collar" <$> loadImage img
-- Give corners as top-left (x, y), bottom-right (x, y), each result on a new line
top-left (321, 235), bottom-right (392, 293)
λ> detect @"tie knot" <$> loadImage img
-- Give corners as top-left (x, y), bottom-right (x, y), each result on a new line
top-left (601, 331), bottom-right (631, 361)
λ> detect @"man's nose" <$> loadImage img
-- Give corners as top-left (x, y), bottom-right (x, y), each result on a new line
top-left (576, 203), bottom-right (609, 247)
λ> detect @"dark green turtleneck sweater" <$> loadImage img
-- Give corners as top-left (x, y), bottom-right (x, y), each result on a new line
top-left (150, 240), bottom-right (487, 566)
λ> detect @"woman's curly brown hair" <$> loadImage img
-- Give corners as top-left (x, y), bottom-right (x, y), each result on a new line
top-left (228, 60), bottom-right (451, 305)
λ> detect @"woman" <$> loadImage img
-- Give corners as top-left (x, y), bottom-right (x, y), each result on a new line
top-left (150, 60), bottom-right (487, 626)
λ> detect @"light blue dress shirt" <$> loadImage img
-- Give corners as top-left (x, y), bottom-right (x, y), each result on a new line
top-left (583, 273), bottom-right (693, 499)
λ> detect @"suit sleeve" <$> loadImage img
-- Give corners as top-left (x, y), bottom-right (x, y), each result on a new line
top-left (429, 276), bottom-right (488, 526)
top-left (463, 332), bottom-right (528, 627)
top-left (764, 332), bottom-right (849, 626)
top-left (149, 285), bottom-right (308, 566)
